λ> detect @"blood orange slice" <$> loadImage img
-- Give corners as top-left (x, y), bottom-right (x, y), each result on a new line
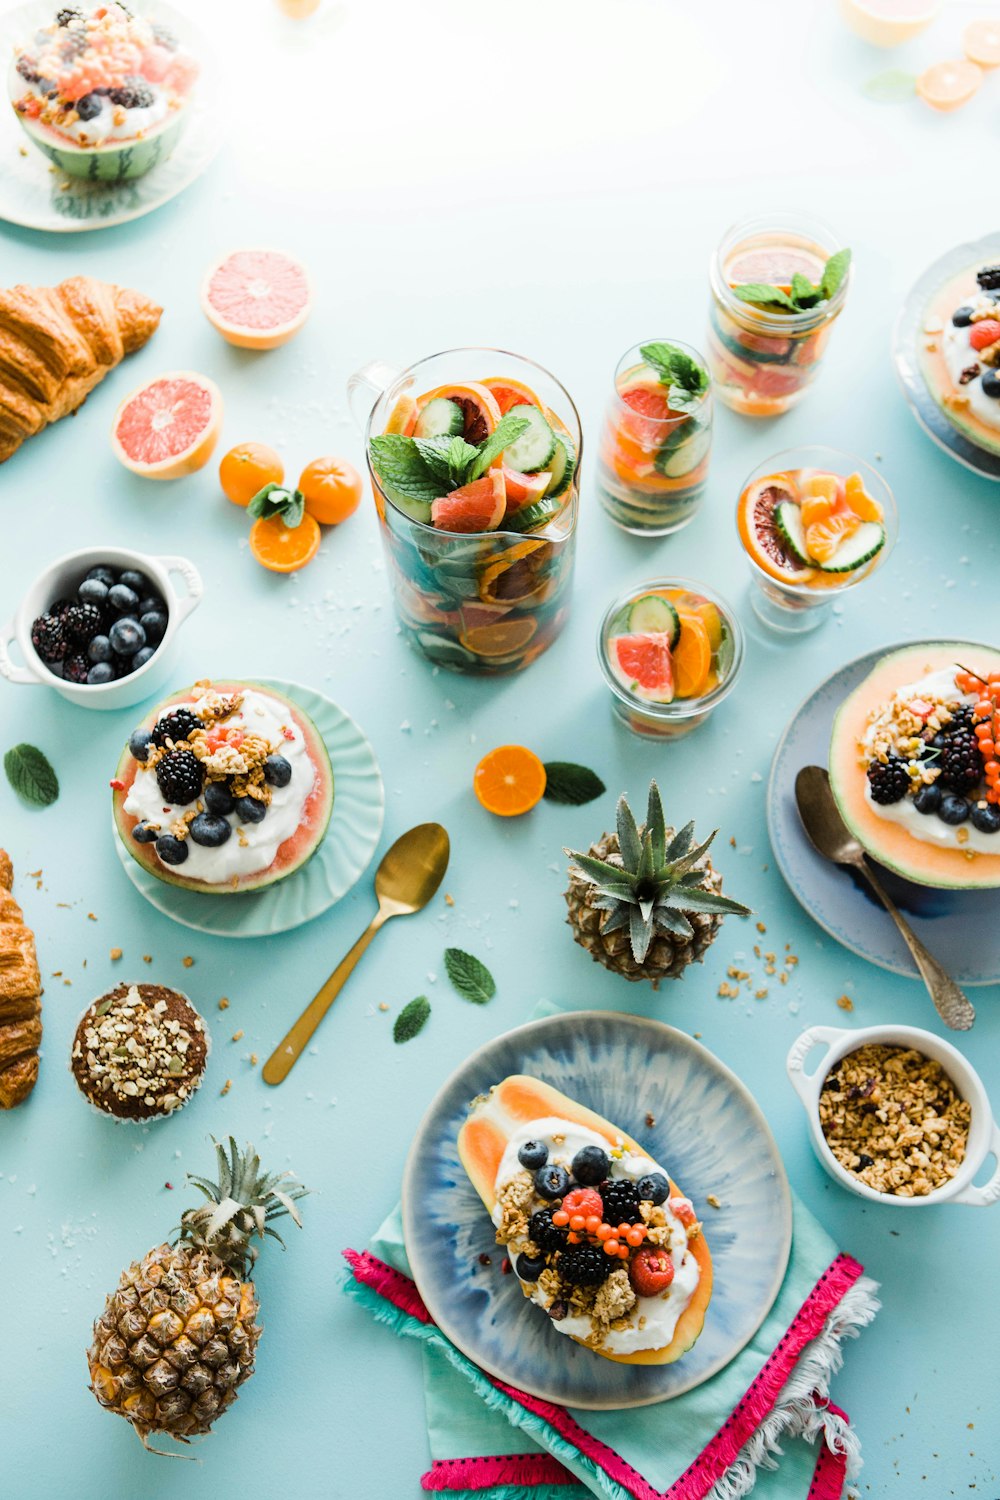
top-left (737, 475), bottom-right (814, 584)
top-left (201, 249), bottom-right (312, 350)
top-left (418, 382), bottom-right (501, 446)
top-left (482, 376), bottom-right (543, 414)
top-left (608, 632), bottom-right (675, 703)
top-left (112, 372), bottom-right (223, 480)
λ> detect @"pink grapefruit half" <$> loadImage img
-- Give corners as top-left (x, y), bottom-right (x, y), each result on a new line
top-left (201, 249), bottom-right (312, 350)
top-left (608, 632), bottom-right (675, 703)
top-left (112, 372), bottom-right (223, 480)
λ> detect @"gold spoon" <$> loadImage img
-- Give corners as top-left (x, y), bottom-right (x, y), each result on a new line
top-left (262, 823), bottom-right (451, 1085)
top-left (795, 765), bottom-right (974, 1032)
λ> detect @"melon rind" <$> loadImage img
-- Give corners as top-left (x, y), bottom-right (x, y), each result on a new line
top-left (112, 680), bottom-right (334, 895)
top-left (828, 643), bottom-right (1000, 890)
top-left (456, 1073), bottom-right (713, 1367)
top-left (15, 99), bottom-right (187, 181)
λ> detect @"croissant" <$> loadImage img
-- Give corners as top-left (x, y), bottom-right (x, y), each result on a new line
top-left (0, 850), bottom-right (42, 1110)
top-left (0, 275), bottom-right (162, 463)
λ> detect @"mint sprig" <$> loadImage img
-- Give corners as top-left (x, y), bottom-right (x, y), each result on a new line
top-left (733, 248), bottom-right (852, 313)
top-left (444, 948), bottom-right (496, 1004)
top-left (370, 411), bottom-right (531, 500)
top-left (4, 743), bottom-right (58, 807)
top-left (247, 483), bottom-right (305, 528)
top-left (542, 762), bottom-right (606, 806)
top-left (393, 996), bottom-right (430, 1043)
top-left (469, 412), bottom-right (530, 479)
top-left (639, 342), bottom-right (709, 413)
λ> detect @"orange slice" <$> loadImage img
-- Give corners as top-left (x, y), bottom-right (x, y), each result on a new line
top-left (844, 471), bottom-right (882, 522)
top-left (672, 615), bottom-right (712, 699)
top-left (805, 511), bottom-right (859, 564)
top-left (249, 512), bottom-right (321, 572)
top-left (385, 394), bottom-right (418, 435)
top-left (460, 616), bottom-right (538, 658)
top-left (473, 745), bottom-right (547, 816)
top-left (964, 19), bottom-right (1000, 66)
top-left (916, 59), bottom-right (982, 111)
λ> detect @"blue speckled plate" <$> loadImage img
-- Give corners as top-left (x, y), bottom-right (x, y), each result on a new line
top-left (401, 1011), bottom-right (791, 1410)
top-left (767, 642), bottom-right (1000, 986)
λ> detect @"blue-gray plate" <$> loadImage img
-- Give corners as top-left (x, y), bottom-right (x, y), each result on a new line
top-left (767, 641), bottom-right (1000, 985)
top-left (401, 1010), bottom-right (791, 1410)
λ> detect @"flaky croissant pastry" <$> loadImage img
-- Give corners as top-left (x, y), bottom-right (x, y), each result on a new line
top-left (0, 850), bottom-right (42, 1109)
top-left (0, 275), bottom-right (161, 463)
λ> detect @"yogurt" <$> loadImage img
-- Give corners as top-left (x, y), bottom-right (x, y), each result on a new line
top-left (941, 299), bottom-right (1000, 434)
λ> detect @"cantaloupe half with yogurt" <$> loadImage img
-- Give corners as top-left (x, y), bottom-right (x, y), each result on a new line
top-left (919, 265), bottom-right (1000, 457)
top-left (457, 1074), bottom-right (713, 1366)
top-left (829, 643), bottom-right (1000, 889)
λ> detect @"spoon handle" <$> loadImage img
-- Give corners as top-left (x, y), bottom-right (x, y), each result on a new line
top-left (262, 911), bottom-right (385, 1084)
top-left (859, 859), bottom-right (975, 1031)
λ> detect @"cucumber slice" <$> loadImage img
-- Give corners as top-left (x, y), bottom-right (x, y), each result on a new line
top-left (626, 594), bottom-right (680, 646)
top-left (381, 484), bottom-right (432, 525)
top-left (545, 431), bottom-right (577, 498)
top-left (774, 500), bottom-right (810, 564)
top-left (657, 425), bottom-right (712, 478)
top-left (815, 521), bottom-right (886, 574)
top-left (502, 405), bottom-right (556, 473)
top-left (506, 496), bottom-right (561, 533)
top-left (414, 398), bottom-right (464, 440)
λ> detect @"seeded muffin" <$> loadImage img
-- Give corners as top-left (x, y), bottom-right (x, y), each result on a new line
top-left (70, 983), bottom-right (209, 1121)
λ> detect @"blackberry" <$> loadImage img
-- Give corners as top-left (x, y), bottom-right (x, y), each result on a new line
top-left (62, 653), bottom-right (89, 684)
top-left (56, 7), bottom-right (83, 24)
top-left (64, 600), bottom-right (104, 642)
top-left (976, 264), bottom-right (1000, 292)
top-left (108, 76), bottom-right (156, 109)
top-left (557, 1243), bottom-right (611, 1287)
top-left (528, 1208), bottom-right (567, 1254)
top-left (866, 757), bottom-right (909, 805)
top-left (155, 750), bottom-right (204, 806)
top-left (599, 1179), bottom-right (641, 1226)
top-left (49, 597), bottom-right (73, 620)
top-left (943, 704), bottom-right (974, 734)
top-left (60, 30), bottom-right (89, 61)
top-left (151, 707), bottom-right (203, 748)
top-left (16, 56), bottom-right (42, 84)
top-left (938, 729), bottom-right (983, 794)
top-left (30, 613), bottom-right (66, 663)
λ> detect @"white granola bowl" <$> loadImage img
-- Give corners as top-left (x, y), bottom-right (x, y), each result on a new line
top-left (0, 545), bottom-right (202, 710)
top-left (786, 1022), bottom-right (1000, 1207)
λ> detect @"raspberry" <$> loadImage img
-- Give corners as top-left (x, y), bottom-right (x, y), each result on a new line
top-left (561, 1187), bottom-right (603, 1222)
top-left (969, 319), bottom-right (1000, 351)
top-left (629, 1245), bottom-right (675, 1298)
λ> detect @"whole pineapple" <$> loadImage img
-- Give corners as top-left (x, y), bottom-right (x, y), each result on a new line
top-left (565, 780), bottom-right (750, 986)
top-left (88, 1138), bottom-right (307, 1451)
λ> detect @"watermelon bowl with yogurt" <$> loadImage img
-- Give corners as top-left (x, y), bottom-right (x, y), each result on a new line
top-left (112, 679), bottom-right (334, 895)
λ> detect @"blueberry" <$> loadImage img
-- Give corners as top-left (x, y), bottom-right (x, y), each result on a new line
top-left (571, 1145), bottom-right (610, 1186)
top-left (131, 646), bottom-right (155, 670)
top-left (118, 570), bottom-right (148, 594)
top-left (155, 834), bottom-right (189, 865)
top-left (113, 653), bottom-right (136, 677)
top-left (108, 583), bottom-right (139, 614)
top-left (913, 783), bottom-right (942, 815)
top-left (86, 662), bottom-right (114, 685)
top-left (204, 781), bottom-right (235, 817)
top-left (952, 305), bottom-right (974, 328)
top-left (78, 577), bottom-right (108, 605)
top-left (131, 821), bottom-right (159, 843)
top-left (636, 1172), bottom-right (669, 1205)
top-left (129, 727), bottom-right (152, 761)
top-left (190, 813), bottom-right (232, 848)
top-left (109, 617), bottom-right (145, 656)
top-left (75, 91), bottom-right (102, 121)
top-left (982, 369), bottom-right (1000, 400)
top-left (514, 1253), bottom-right (546, 1283)
top-left (971, 803), bottom-right (1000, 834)
top-left (87, 634), bottom-right (112, 663)
top-left (234, 795), bottom-right (267, 824)
top-left (534, 1164), bottom-right (569, 1200)
top-left (138, 594), bottom-right (164, 617)
top-left (263, 753), bottom-right (292, 788)
top-left (517, 1140), bottom-right (548, 1170)
top-left (85, 565), bottom-right (115, 587)
top-left (139, 609), bottom-right (167, 644)
top-left (938, 794), bottom-right (970, 825)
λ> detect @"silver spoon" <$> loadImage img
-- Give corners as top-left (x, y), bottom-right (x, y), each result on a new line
top-left (794, 765), bottom-right (975, 1031)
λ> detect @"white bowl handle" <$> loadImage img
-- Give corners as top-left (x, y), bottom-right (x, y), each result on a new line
top-left (0, 617), bottom-right (40, 685)
top-left (157, 555), bottom-right (203, 624)
top-left (786, 1025), bottom-right (849, 1109)
top-left (952, 1119), bottom-right (1000, 1207)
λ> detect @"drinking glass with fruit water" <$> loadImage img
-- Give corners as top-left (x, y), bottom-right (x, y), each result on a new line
top-left (708, 213), bottom-right (851, 417)
top-left (737, 446), bottom-right (898, 634)
top-left (597, 341), bottom-right (713, 535)
top-left (349, 349), bottom-right (581, 675)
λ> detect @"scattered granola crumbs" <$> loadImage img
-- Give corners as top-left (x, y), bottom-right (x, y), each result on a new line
top-left (693, 1032), bottom-right (702, 1039)
top-left (756, 921), bottom-right (766, 933)
top-left (142, 954), bottom-right (152, 964)
top-left (110, 948), bottom-right (123, 961)
top-left (644, 1112), bottom-right (656, 1128)
top-left (231, 1030), bottom-right (244, 1042)
top-left (63, 978), bottom-right (71, 986)
top-left (182, 956), bottom-right (194, 968)
top-left (51, 970), bottom-right (62, 977)
top-left (444, 892), bottom-right (454, 906)
top-left (56, 902), bottom-right (71, 908)
top-left (87, 912), bottom-right (97, 921)
top-left (717, 981), bottom-right (739, 999)
top-left (837, 995), bottom-right (855, 1012)
top-left (249, 1053), bottom-right (258, 1066)
top-left (755, 987), bottom-right (768, 999)
top-left (786, 955), bottom-right (799, 967)
top-left (780, 972), bottom-right (789, 985)
top-left (478, 1252), bottom-right (492, 1266)
top-left (378, 1002), bottom-right (389, 1012)
top-left (164, 1181), bottom-right (173, 1190)
top-left (729, 836), bottom-right (736, 847)
top-left (218, 997), bottom-right (230, 1010)
top-left (727, 966), bottom-right (749, 981)
top-left (753, 944), bottom-right (761, 958)
top-left (706, 1194), bottom-right (722, 1209)
top-left (27, 870), bottom-right (41, 878)
top-left (220, 1079), bottom-right (232, 1096)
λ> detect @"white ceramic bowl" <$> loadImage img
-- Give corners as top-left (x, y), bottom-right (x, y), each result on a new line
top-left (787, 1022), bottom-right (1000, 1208)
top-left (0, 545), bottom-right (202, 711)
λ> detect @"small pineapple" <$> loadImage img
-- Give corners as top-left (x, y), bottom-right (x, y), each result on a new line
top-left (88, 1138), bottom-right (307, 1451)
top-left (565, 780), bottom-right (750, 986)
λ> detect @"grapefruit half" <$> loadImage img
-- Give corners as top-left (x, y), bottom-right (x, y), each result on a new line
top-left (201, 249), bottom-right (312, 350)
top-left (608, 632), bottom-right (675, 703)
top-left (112, 372), bottom-right (223, 480)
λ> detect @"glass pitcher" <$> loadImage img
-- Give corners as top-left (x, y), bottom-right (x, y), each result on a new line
top-left (348, 348), bottom-right (581, 675)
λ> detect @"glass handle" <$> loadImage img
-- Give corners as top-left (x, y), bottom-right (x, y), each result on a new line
top-left (346, 359), bottom-right (401, 433)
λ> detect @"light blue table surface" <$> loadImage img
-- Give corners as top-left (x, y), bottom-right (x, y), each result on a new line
top-left (1, 2), bottom-right (998, 1496)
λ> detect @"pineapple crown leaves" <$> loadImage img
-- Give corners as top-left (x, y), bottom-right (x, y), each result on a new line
top-left (566, 780), bottom-right (752, 965)
top-left (177, 1137), bottom-right (309, 1275)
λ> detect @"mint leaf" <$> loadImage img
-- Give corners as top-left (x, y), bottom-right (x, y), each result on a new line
top-left (247, 485), bottom-right (305, 527)
top-left (542, 762), bottom-right (606, 806)
top-left (369, 434), bottom-right (443, 502)
top-left (469, 412), bottom-right (530, 481)
top-left (4, 743), bottom-right (58, 807)
top-left (447, 435), bottom-right (479, 486)
top-left (393, 996), bottom-right (430, 1043)
top-left (820, 248), bottom-right (852, 302)
top-left (413, 436), bottom-right (456, 488)
top-left (732, 283), bottom-right (796, 310)
top-left (790, 272), bottom-right (822, 310)
top-left (862, 69), bottom-right (915, 103)
top-left (444, 948), bottom-right (496, 1004)
top-left (639, 342), bottom-right (708, 410)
